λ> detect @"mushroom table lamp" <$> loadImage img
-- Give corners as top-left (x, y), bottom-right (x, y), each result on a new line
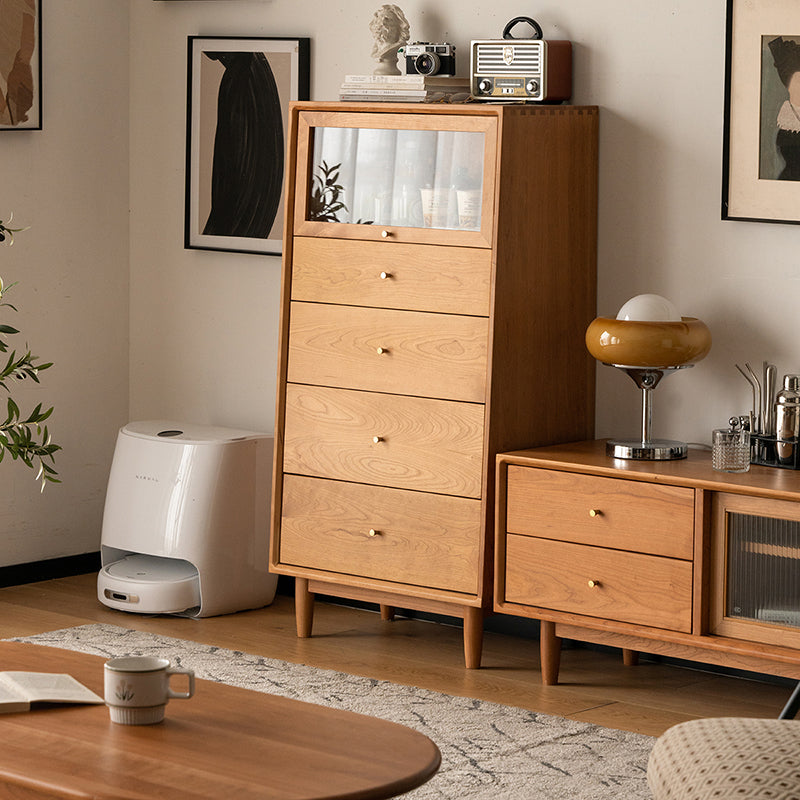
top-left (585, 294), bottom-right (712, 460)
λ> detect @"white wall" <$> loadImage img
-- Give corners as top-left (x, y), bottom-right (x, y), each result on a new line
top-left (129, 0), bottom-right (800, 449)
top-left (0, 3), bottom-right (129, 566)
top-left (4, 0), bottom-right (800, 566)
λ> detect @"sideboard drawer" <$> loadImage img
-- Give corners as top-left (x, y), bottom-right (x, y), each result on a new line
top-left (505, 466), bottom-right (694, 560)
top-left (280, 475), bottom-right (482, 593)
top-left (504, 534), bottom-right (693, 632)
top-left (287, 301), bottom-right (489, 403)
top-left (291, 237), bottom-right (492, 316)
top-left (283, 384), bottom-right (485, 497)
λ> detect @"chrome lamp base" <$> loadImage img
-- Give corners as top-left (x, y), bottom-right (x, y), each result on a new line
top-left (606, 364), bottom-right (691, 461)
top-left (606, 438), bottom-right (688, 460)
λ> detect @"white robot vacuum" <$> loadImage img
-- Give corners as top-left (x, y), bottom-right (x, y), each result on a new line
top-left (97, 421), bottom-right (277, 617)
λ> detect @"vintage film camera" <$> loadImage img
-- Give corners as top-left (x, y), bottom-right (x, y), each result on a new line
top-left (404, 42), bottom-right (457, 76)
top-left (470, 17), bottom-right (572, 102)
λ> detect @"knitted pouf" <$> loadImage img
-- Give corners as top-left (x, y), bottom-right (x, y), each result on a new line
top-left (648, 717), bottom-right (800, 799)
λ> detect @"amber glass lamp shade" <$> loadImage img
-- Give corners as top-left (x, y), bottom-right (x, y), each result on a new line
top-left (585, 296), bottom-right (712, 461)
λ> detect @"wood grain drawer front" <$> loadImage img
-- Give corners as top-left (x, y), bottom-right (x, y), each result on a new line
top-left (291, 237), bottom-right (492, 316)
top-left (505, 466), bottom-right (694, 560)
top-left (504, 535), bottom-right (693, 632)
top-left (280, 475), bottom-right (481, 594)
top-left (283, 384), bottom-right (485, 497)
top-left (287, 302), bottom-right (489, 403)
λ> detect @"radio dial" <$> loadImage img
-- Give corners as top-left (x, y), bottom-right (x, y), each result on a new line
top-left (478, 78), bottom-right (493, 94)
top-left (526, 79), bottom-right (540, 95)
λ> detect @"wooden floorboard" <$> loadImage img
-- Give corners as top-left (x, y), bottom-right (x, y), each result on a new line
top-left (0, 573), bottom-right (792, 737)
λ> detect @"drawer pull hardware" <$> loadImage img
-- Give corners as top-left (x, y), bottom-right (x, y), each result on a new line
top-left (587, 580), bottom-right (601, 588)
top-left (379, 271), bottom-right (392, 280)
top-left (373, 436), bottom-right (384, 444)
top-left (588, 509), bottom-right (601, 517)
top-left (381, 229), bottom-right (392, 238)
top-left (368, 529), bottom-right (380, 537)
top-left (376, 346), bottom-right (389, 355)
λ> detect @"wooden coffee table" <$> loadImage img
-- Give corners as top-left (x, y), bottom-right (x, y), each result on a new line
top-left (0, 642), bottom-right (440, 799)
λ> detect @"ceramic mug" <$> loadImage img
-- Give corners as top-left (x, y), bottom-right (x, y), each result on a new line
top-left (104, 656), bottom-right (195, 725)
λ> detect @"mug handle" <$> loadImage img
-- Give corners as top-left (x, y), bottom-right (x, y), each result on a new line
top-left (166, 666), bottom-right (195, 699)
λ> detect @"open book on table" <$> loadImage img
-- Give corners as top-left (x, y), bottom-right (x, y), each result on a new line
top-left (0, 671), bottom-right (104, 713)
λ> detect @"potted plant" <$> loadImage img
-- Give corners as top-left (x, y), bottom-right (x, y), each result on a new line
top-left (0, 214), bottom-right (60, 490)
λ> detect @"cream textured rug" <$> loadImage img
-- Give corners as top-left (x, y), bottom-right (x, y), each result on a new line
top-left (9, 624), bottom-right (654, 799)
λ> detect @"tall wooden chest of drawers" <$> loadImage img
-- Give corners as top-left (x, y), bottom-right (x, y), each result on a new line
top-left (270, 101), bottom-right (599, 667)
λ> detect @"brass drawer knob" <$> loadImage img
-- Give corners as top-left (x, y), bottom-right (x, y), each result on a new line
top-left (373, 436), bottom-right (384, 444)
top-left (587, 580), bottom-right (601, 588)
top-left (381, 229), bottom-right (392, 238)
top-left (588, 509), bottom-right (602, 518)
top-left (379, 271), bottom-right (392, 280)
top-left (376, 346), bottom-right (389, 355)
top-left (368, 529), bottom-right (380, 537)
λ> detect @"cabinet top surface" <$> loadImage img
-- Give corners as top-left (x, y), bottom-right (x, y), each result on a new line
top-left (290, 100), bottom-right (599, 118)
top-left (500, 439), bottom-right (800, 500)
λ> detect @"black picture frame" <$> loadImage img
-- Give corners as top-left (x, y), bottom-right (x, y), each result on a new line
top-left (185, 36), bottom-right (310, 255)
top-left (723, 0), bottom-right (800, 224)
top-left (0, 0), bottom-right (42, 131)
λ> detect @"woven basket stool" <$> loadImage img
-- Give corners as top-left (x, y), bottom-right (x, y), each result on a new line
top-left (647, 717), bottom-right (800, 799)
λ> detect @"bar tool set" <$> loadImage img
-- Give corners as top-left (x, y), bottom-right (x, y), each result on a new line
top-left (730, 361), bottom-right (800, 469)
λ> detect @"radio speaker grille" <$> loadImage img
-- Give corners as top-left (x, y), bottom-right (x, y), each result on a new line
top-left (475, 43), bottom-right (543, 74)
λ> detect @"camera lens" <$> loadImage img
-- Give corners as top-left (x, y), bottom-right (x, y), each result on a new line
top-left (414, 52), bottom-right (440, 75)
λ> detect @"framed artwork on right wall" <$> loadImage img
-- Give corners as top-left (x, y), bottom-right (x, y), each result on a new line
top-left (723, 0), bottom-right (800, 224)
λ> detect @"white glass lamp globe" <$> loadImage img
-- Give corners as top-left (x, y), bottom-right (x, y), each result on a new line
top-left (616, 293), bottom-right (681, 322)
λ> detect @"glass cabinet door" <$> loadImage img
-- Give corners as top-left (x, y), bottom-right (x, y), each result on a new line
top-left (293, 111), bottom-right (496, 246)
top-left (711, 492), bottom-right (800, 648)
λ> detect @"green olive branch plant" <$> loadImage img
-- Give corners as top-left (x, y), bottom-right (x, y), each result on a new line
top-left (0, 214), bottom-right (60, 490)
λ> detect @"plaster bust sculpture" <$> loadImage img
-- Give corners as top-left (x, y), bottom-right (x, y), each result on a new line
top-left (369, 5), bottom-right (410, 75)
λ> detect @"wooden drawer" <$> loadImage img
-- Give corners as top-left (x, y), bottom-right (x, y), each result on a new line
top-left (504, 534), bottom-right (693, 632)
top-left (279, 475), bottom-right (481, 593)
top-left (505, 466), bottom-right (694, 560)
top-left (283, 384), bottom-right (485, 497)
top-left (291, 237), bottom-right (492, 316)
top-left (287, 301), bottom-right (488, 403)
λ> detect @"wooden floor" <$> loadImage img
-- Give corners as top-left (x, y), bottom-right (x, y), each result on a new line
top-left (0, 573), bottom-right (791, 738)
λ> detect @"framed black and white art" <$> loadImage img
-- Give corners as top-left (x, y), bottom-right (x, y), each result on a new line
top-left (185, 36), bottom-right (310, 255)
top-left (723, 0), bottom-right (800, 223)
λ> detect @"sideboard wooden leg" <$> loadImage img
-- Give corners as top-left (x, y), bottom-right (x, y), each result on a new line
top-left (380, 605), bottom-right (396, 621)
top-left (463, 606), bottom-right (484, 669)
top-left (540, 620), bottom-right (562, 685)
top-left (295, 578), bottom-right (315, 638)
top-left (622, 648), bottom-right (639, 667)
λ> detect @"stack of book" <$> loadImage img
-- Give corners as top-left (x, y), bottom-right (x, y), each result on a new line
top-left (338, 74), bottom-right (471, 103)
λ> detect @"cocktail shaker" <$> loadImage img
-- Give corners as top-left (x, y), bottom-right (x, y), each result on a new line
top-left (776, 374), bottom-right (800, 464)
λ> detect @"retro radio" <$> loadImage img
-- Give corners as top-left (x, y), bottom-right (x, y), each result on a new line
top-left (470, 16), bottom-right (572, 103)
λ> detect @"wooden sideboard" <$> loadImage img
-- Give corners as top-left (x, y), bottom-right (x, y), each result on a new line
top-left (270, 102), bottom-right (598, 668)
top-left (496, 440), bottom-right (800, 684)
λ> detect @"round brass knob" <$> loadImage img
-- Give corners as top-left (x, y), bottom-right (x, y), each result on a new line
top-left (368, 529), bottom-right (379, 537)
top-left (587, 580), bottom-right (601, 588)
top-left (379, 271), bottom-right (392, 280)
top-left (376, 346), bottom-right (389, 355)
top-left (381, 229), bottom-right (391, 238)
top-left (373, 436), bottom-right (384, 444)
top-left (589, 509), bottom-right (601, 518)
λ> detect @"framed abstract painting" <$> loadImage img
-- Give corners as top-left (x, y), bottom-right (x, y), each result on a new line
top-left (723, 0), bottom-right (800, 223)
top-left (0, 0), bottom-right (42, 130)
top-left (185, 36), bottom-right (310, 255)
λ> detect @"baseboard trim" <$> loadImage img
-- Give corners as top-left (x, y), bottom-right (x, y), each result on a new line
top-left (0, 552), bottom-right (101, 588)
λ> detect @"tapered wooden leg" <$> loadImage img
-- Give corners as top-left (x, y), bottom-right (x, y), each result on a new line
top-left (540, 620), bottom-right (562, 685)
top-left (463, 606), bottom-right (484, 669)
top-left (295, 578), bottom-right (315, 638)
top-left (622, 648), bottom-right (639, 667)
top-left (380, 605), bottom-right (396, 621)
